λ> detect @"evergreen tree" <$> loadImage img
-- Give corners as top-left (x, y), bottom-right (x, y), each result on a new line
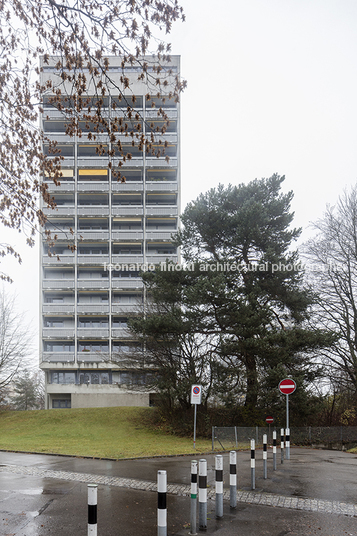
top-left (131, 175), bottom-right (334, 417)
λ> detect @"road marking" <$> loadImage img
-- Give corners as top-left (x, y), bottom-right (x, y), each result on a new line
top-left (1, 464), bottom-right (356, 517)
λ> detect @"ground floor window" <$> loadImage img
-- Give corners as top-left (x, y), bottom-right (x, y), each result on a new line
top-left (52, 399), bottom-right (71, 408)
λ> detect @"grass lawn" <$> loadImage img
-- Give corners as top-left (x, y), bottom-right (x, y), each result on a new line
top-left (0, 407), bottom-right (214, 459)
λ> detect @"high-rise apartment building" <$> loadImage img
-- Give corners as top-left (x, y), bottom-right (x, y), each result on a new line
top-left (39, 56), bottom-right (180, 409)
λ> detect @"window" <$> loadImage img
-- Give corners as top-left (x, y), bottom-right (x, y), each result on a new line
top-left (51, 372), bottom-right (75, 384)
top-left (52, 399), bottom-right (71, 408)
top-left (79, 372), bottom-right (110, 385)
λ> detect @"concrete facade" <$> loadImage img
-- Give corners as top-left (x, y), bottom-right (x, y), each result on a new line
top-left (39, 56), bottom-right (181, 409)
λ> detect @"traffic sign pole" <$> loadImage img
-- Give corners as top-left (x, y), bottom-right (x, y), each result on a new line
top-left (278, 379), bottom-right (296, 460)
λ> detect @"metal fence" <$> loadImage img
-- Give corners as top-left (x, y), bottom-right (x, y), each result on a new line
top-left (212, 426), bottom-right (357, 451)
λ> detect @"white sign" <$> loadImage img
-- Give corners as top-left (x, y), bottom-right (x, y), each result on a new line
top-left (191, 384), bottom-right (202, 405)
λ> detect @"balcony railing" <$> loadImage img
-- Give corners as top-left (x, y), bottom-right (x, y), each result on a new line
top-left (46, 182), bottom-right (75, 193)
top-left (111, 231), bottom-right (143, 240)
top-left (111, 304), bottom-right (141, 313)
top-left (111, 279), bottom-right (143, 289)
top-left (77, 328), bottom-right (109, 338)
top-left (145, 207), bottom-right (178, 216)
top-left (42, 352), bottom-right (75, 362)
top-left (42, 206), bottom-right (75, 216)
top-left (145, 158), bottom-right (177, 167)
top-left (78, 231), bottom-right (110, 240)
top-left (77, 206), bottom-right (110, 216)
top-left (112, 206), bottom-right (144, 216)
top-left (146, 182), bottom-right (178, 192)
top-left (42, 328), bottom-right (75, 338)
top-left (43, 304), bottom-right (75, 314)
top-left (112, 183), bottom-right (143, 192)
top-left (146, 254), bottom-right (178, 264)
top-left (77, 254), bottom-right (110, 264)
top-left (77, 304), bottom-right (110, 314)
top-left (77, 280), bottom-right (110, 289)
top-left (42, 255), bottom-right (75, 265)
top-left (77, 182), bottom-right (109, 192)
top-left (77, 353), bottom-right (106, 363)
top-left (42, 280), bottom-right (75, 289)
top-left (145, 230), bottom-right (176, 240)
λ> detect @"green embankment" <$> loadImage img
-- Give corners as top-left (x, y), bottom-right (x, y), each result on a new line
top-left (0, 407), bottom-right (212, 458)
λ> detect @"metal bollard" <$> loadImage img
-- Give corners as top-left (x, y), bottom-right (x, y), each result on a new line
top-left (190, 460), bottom-right (198, 535)
top-left (263, 434), bottom-right (267, 479)
top-left (250, 439), bottom-right (255, 490)
top-left (229, 451), bottom-right (237, 509)
top-left (273, 430), bottom-right (277, 471)
top-left (157, 470), bottom-right (167, 536)
top-left (286, 428), bottom-right (290, 460)
top-left (215, 455), bottom-right (223, 519)
top-left (87, 484), bottom-right (97, 536)
top-left (281, 428), bottom-right (284, 464)
top-left (198, 459), bottom-right (207, 531)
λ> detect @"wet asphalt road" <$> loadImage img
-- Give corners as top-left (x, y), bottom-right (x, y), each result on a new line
top-left (0, 448), bottom-right (357, 535)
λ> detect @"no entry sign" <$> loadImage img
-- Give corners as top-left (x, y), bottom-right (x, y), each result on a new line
top-left (278, 378), bottom-right (296, 395)
top-left (265, 416), bottom-right (274, 424)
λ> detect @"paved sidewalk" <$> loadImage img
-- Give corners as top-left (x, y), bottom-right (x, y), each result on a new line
top-left (1, 448), bottom-right (357, 535)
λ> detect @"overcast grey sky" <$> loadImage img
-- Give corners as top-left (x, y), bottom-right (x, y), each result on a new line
top-left (2, 0), bottom-right (357, 363)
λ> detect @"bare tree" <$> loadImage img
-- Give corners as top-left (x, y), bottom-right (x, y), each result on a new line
top-left (304, 185), bottom-right (357, 395)
top-left (0, 0), bottom-right (186, 280)
top-left (0, 291), bottom-right (33, 391)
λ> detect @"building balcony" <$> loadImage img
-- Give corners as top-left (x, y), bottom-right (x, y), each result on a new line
top-left (111, 231), bottom-right (144, 240)
top-left (77, 254), bottom-right (110, 264)
top-left (111, 304), bottom-right (140, 314)
top-left (42, 328), bottom-right (75, 338)
top-left (43, 304), bottom-right (75, 314)
top-left (78, 231), bottom-right (110, 240)
top-left (77, 206), bottom-right (110, 216)
top-left (111, 255), bottom-right (144, 264)
top-left (111, 327), bottom-right (131, 338)
top-left (42, 280), bottom-right (75, 289)
top-left (77, 280), bottom-right (110, 289)
top-left (42, 230), bottom-right (75, 241)
top-left (111, 279), bottom-right (143, 289)
top-left (43, 206), bottom-right (75, 216)
top-left (77, 182), bottom-right (109, 193)
top-left (145, 158), bottom-right (177, 167)
top-left (145, 109), bottom-right (178, 120)
top-left (145, 230), bottom-right (176, 240)
top-left (112, 206), bottom-right (144, 216)
top-left (145, 206), bottom-right (178, 216)
top-left (77, 304), bottom-right (110, 314)
top-left (42, 352), bottom-right (75, 363)
top-left (42, 255), bottom-right (75, 265)
top-left (77, 353), bottom-right (107, 363)
top-left (146, 182), bottom-right (178, 192)
top-left (46, 182), bottom-right (75, 193)
top-left (77, 328), bottom-right (110, 338)
top-left (112, 183), bottom-right (143, 192)
top-left (146, 254), bottom-right (178, 264)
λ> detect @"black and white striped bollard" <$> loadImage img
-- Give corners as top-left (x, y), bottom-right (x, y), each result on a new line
top-left (273, 430), bottom-right (277, 471)
top-left (190, 460), bottom-right (198, 535)
top-left (263, 434), bottom-right (267, 479)
top-left (215, 454), bottom-right (223, 519)
top-left (281, 428), bottom-right (284, 464)
top-left (157, 470), bottom-right (167, 536)
top-left (250, 439), bottom-right (255, 490)
top-left (286, 428), bottom-right (290, 459)
top-left (199, 459), bottom-right (207, 531)
top-left (229, 451), bottom-right (237, 509)
top-left (87, 484), bottom-right (97, 536)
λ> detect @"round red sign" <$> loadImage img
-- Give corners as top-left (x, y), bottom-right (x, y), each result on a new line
top-left (266, 416), bottom-right (274, 424)
top-left (278, 378), bottom-right (296, 395)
